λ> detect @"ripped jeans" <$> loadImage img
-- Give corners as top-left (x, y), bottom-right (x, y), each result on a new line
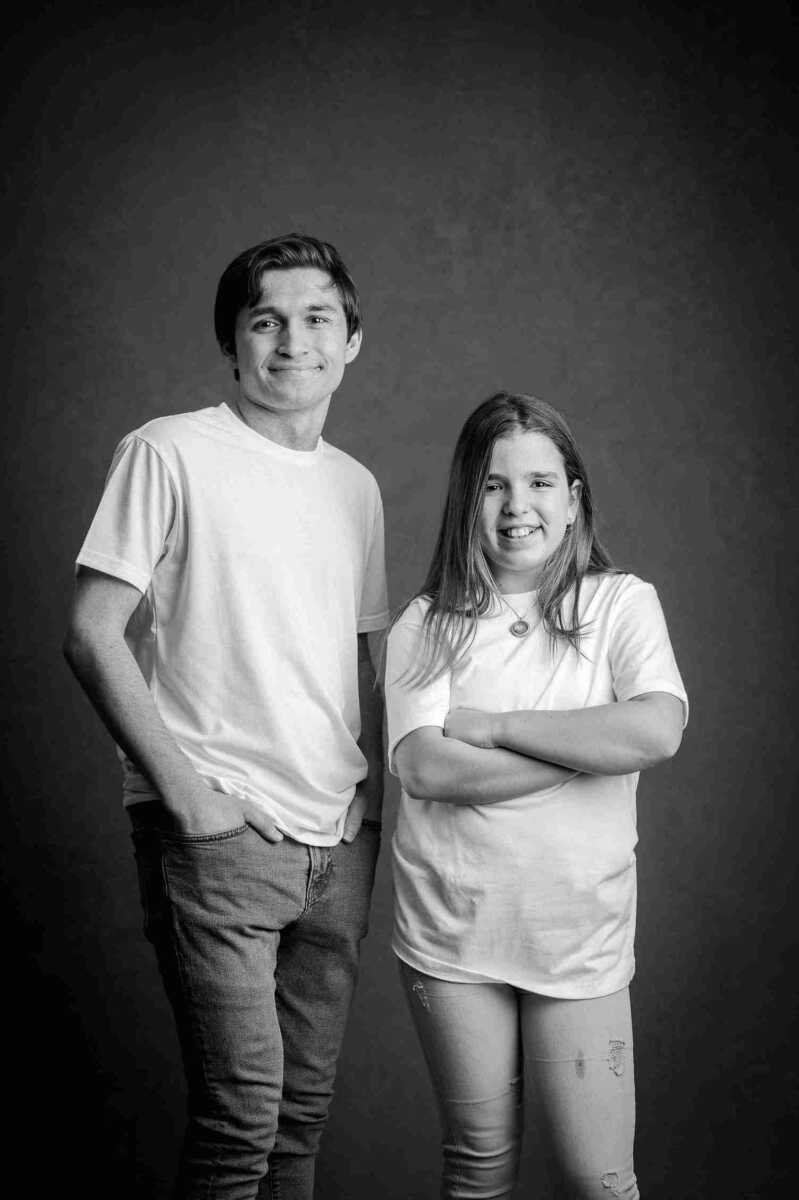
top-left (400, 963), bottom-right (638, 1199)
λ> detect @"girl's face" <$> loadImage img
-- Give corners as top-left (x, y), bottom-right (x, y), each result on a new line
top-left (478, 430), bottom-right (581, 593)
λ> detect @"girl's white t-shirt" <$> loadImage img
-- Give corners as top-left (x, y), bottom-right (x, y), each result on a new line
top-left (385, 574), bottom-right (688, 998)
top-left (77, 403), bottom-right (388, 844)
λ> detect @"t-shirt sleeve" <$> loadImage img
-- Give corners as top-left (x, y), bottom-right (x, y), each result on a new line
top-left (384, 608), bottom-right (452, 774)
top-left (357, 481), bottom-right (389, 633)
top-left (75, 434), bottom-right (177, 594)
top-left (609, 580), bottom-right (689, 726)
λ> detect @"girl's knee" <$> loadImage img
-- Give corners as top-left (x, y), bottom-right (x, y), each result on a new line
top-left (440, 1081), bottom-right (522, 1199)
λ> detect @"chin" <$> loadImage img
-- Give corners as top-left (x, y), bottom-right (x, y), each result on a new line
top-left (498, 549), bottom-right (544, 569)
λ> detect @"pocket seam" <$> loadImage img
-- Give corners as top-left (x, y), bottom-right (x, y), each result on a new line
top-left (162, 824), bottom-right (250, 844)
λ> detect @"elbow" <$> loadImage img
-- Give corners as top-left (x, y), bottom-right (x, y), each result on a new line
top-left (394, 729), bottom-right (460, 802)
top-left (639, 723), bottom-right (683, 769)
top-left (652, 704), bottom-right (685, 762)
top-left (62, 620), bottom-right (98, 677)
top-left (627, 697), bottom-right (684, 769)
top-left (398, 759), bottom-right (438, 801)
top-left (658, 723), bottom-right (684, 762)
top-left (62, 626), bottom-right (81, 670)
top-left (396, 746), bottom-right (451, 801)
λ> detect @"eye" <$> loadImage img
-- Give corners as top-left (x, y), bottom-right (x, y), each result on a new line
top-left (252, 319), bottom-right (278, 331)
top-left (531, 480), bottom-right (552, 488)
top-left (485, 482), bottom-right (502, 493)
top-left (308, 316), bottom-right (330, 325)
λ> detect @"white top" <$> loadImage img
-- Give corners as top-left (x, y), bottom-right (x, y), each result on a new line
top-left (385, 574), bottom-right (688, 998)
top-left (77, 403), bottom-right (389, 844)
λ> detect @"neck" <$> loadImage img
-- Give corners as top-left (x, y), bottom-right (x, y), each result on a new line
top-left (494, 572), bottom-right (541, 594)
top-left (230, 394), bottom-right (330, 451)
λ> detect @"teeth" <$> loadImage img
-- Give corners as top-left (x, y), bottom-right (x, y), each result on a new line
top-left (502, 526), bottom-right (538, 539)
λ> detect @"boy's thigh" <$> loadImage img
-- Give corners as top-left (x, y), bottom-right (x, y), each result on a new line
top-left (131, 817), bottom-right (311, 1068)
top-left (274, 825), bottom-right (382, 1075)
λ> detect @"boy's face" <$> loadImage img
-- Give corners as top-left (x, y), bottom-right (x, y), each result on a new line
top-left (232, 267), bottom-right (361, 422)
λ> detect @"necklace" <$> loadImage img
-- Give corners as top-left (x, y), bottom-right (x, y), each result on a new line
top-left (502, 593), bottom-right (536, 638)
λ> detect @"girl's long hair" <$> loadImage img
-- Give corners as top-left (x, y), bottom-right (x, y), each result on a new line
top-left (398, 392), bottom-right (615, 685)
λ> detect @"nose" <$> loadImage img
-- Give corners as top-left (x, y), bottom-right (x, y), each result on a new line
top-left (502, 486), bottom-right (532, 516)
top-left (276, 321), bottom-right (309, 357)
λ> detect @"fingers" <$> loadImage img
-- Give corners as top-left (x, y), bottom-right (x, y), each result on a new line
top-left (248, 820), bottom-right (284, 844)
top-left (243, 804), bottom-right (284, 843)
top-left (341, 787), bottom-right (368, 843)
top-left (341, 815), bottom-right (362, 844)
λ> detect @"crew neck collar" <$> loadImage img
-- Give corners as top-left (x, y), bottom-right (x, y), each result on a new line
top-left (220, 402), bottom-right (324, 461)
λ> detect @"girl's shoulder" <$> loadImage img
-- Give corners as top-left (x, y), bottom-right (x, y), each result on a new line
top-left (390, 593), bottom-right (433, 634)
top-left (583, 572), bottom-right (668, 632)
top-left (586, 570), bottom-right (653, 604)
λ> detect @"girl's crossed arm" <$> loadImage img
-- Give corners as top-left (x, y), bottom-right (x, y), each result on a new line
top-left (394, 724), bottom-right (576, 805)
top-left (444, 693), bottom-right (685, 776)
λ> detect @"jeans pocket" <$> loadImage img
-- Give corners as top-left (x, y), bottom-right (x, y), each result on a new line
top-left (163, 824), bottom-right (250, 844)
top-left (127, 799), bottom-right (249, 843)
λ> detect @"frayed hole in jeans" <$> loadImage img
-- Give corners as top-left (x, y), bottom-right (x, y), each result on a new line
top-left (608, 1040), bottom-right (625, 1077)
top-left (412, 980), bottom-right (431, 1010)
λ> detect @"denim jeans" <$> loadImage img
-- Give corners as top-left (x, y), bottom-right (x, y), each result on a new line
top-left (400, 963), bottom-right (638, 1199)
top-left (130, 802), bottom-right (380, 1200)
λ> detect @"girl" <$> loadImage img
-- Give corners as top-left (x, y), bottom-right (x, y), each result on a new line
top-left (385, 392), bottom-right (687, 1199)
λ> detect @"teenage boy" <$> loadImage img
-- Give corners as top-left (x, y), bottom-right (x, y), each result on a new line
top-left (64, 233), bottom-right (388, 1199)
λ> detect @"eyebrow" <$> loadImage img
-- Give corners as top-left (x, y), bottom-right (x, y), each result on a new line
top-left (487, 470), bottom-right (560, 480)
top-left (248, 301), bottom-right (340, 317)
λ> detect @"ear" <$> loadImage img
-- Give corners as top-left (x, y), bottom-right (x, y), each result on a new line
top-left (344, 327), bottom-right (363, 365)
top-left (567, 479), bottom-right (582, 523)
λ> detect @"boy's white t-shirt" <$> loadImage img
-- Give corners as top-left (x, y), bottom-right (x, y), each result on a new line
top-left (77, 403), bottom-right (389, 844)
top-left (385, 574), bottom-right (688, 998)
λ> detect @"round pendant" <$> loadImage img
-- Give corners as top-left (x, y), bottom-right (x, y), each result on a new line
top-left (509, 619), bottom-right (530, 638)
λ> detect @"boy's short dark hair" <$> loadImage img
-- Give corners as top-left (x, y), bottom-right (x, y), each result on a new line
top-left (214, 232), bottom-right (361, 359)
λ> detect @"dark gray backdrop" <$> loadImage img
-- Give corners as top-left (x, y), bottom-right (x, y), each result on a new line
top-left (2, 2), bottom-right (797, 1196)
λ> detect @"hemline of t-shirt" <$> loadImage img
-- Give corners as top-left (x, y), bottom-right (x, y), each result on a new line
top-left (121, 780), bottom-right (353, 847)
top-left (391, 938), bottom-right (635, 1000)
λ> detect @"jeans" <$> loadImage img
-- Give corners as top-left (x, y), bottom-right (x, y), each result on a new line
top-left (130, 802), bottom-right (380, 1200)
top-left (400, 963), bottom-right (638, 1199)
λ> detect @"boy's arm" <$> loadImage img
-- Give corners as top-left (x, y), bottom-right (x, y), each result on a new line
top-left (342, 632), bottom-right (385, 841)
top-left (63, 567), bottom-right (283, 840)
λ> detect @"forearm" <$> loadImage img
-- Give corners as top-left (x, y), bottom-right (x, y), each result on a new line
top-left (357, 633), bottom-right (385, 819)
top-left (396, 727), bottom-right (574, 806)
top-left (427, 743), bottom-right (573, 805)
top-left (63, 626), bottom-right (203, 812)
top-left (490, 696), bottom-right (683, 775)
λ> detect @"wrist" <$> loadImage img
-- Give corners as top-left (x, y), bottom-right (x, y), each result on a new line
top-left (157, 768), bottom-right (209, 815)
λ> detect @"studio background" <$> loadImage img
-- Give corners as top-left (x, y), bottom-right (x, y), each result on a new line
top-left (2, 2), bottom-right (796, 1196)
